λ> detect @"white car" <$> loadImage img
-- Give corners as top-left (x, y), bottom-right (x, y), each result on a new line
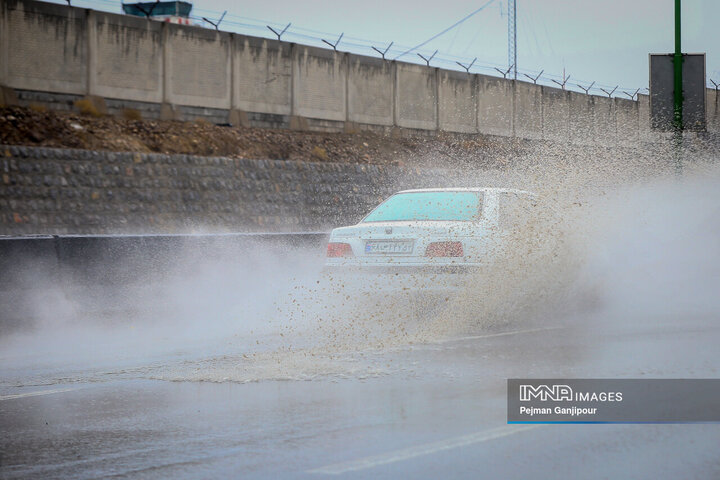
top-left (324, 187), bottom-right (538, 293)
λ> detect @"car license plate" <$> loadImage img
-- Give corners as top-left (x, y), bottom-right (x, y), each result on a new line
top-left (364, 240), bottom-right (414, 254)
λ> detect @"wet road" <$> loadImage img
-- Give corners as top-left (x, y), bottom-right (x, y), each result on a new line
top-left (2, 312), bottom-right (720, 479)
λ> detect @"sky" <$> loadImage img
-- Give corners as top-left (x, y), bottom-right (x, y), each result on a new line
top-left (57, 0), bottom-right (719, 97)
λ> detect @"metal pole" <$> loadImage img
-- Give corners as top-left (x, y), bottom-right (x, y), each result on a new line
top-left (673, 0), bottom-right (683, 175)
top-left (673, 0), bottom-right (683, 130)
top-left (513, 0), bottom-right (517, 80)
top-left (508, 0), bottom-right (516, 80)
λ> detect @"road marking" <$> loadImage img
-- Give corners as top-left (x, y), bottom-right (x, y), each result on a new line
top-left (439, 326), bottom-right (563, 344)
top-left (307, 425), bottom-right (540, 475)
top-left (0, 387), bottom-right (76, 401)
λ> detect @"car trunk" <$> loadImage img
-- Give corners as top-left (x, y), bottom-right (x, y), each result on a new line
top-left (331, 221), bottom-right (481, 264)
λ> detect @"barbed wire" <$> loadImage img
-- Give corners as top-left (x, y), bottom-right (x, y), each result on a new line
top-left (44, 0), bottom-right (692, 98)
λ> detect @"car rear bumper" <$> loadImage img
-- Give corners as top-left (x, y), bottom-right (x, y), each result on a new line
top-left (324, 264), bottom-right (481, 273)
top-left (321, 264), bottom-right (482, 294)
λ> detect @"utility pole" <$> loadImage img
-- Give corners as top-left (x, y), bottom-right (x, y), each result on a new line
top-left (673, 0), bottom-right (683, 174)
top-left (508, 0), bottom-right (517, 80)
top-left (673, 0), bottom-right (683, 130)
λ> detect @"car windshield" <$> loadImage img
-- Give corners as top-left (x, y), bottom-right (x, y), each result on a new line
top-left (362, 191), bottom-right (482, 222)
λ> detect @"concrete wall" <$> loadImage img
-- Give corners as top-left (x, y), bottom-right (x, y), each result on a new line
top-left (165, 24), bottom-right (231, 109)
top-left (477, 75), bottom-right (512, 137)
top-left (395, 63), bottom-right (436, 130)
top-left (568, 92), bottom-right (595, 144)
top-left (593, 96), bottom-right (616, 144)
top-left (439, 70), bottom-right (475, 133)
top-left (542, 87), bottom-right (569, 141)
top-left (294, 45), bottom-right (346, 122)
top-left (615, 97), bottom-right (639, 143)
top-left (637, 93), bottom-right (652, 141)
top-left (4, 0), bottom-right (720, 142)
top-left (233, 37), bottom-right (291, 116)
top-left (3, 1), bottom-right (87, 95)
top-left (93, 11), bottom-right (162, 103)
top-left (514, 82), bottom-right (543, 140)
top-left (707, 89), bottom-right (719, 134)
top-left (347, 55), bottom-right (393, 126)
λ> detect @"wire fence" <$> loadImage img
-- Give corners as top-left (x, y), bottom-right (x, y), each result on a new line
top-left (47, 0), bottom-right (717, 100)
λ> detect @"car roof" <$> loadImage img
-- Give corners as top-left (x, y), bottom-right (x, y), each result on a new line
top-left (397, 187), bottom-right (535, 195)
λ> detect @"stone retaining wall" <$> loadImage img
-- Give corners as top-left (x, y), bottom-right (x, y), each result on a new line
top-left (0, 145), bottom-right (461, 234)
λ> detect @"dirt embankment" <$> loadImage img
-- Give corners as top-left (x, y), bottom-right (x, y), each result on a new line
top-left (0, 106), bottom-right (521, 168)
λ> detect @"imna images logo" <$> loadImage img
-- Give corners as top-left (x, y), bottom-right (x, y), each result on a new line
top-left (519, 384), bottom-right (573, 402)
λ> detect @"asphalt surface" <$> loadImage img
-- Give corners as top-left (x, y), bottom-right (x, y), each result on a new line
top-left (2, 305), bottom-right (720, 479)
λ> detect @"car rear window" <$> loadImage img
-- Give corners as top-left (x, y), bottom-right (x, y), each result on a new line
top-left (362, 191), bottom-right (483, 222)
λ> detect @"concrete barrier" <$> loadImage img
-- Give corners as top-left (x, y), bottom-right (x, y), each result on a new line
top-left (93, 11), bottom-right (163, 104)
top-left (593, 96), bottom-right (616, 145)
top-left (347, 56), bottom-right (393, 127)
top-left (615, 97), bottom-right (639, 144)
top-left (294, 46), bottom-right (346, 125)
top-left (3, 1), bottom-right (87, 95)
top-left (438, 70), bottom-right (476, 134)
top-left (0, 233), bottom-right (329, 291)
top-left (477, 75), bottom-right (512, 137)
top-left (568, 92), bottom-right (594, 144)
top-left (637, 93), bottom-right (652, 141)
top-left (514, 81), bottom-right (543, 140)
top-left (395, 63), bottom-right (437, 131)
top-left (542, 87), bottom-right (569, 141)
top-left (165, 24), bottom-right (231, 110)
top-left (0, 232), bottom-right (330, 333)
top-left (1, 0), bottom-right (699, 142)
top-left (0, 235), bottom-right (58, 289)
top-left (707, 89), bottom-right (719, 134)
top-left (233, 37), bottom-right (291, 118)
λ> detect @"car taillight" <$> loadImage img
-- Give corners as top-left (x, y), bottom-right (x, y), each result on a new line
top-left (425, 241), bottom-right (463, 257)
top-left (326, 242), bottom-right (354, 257)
